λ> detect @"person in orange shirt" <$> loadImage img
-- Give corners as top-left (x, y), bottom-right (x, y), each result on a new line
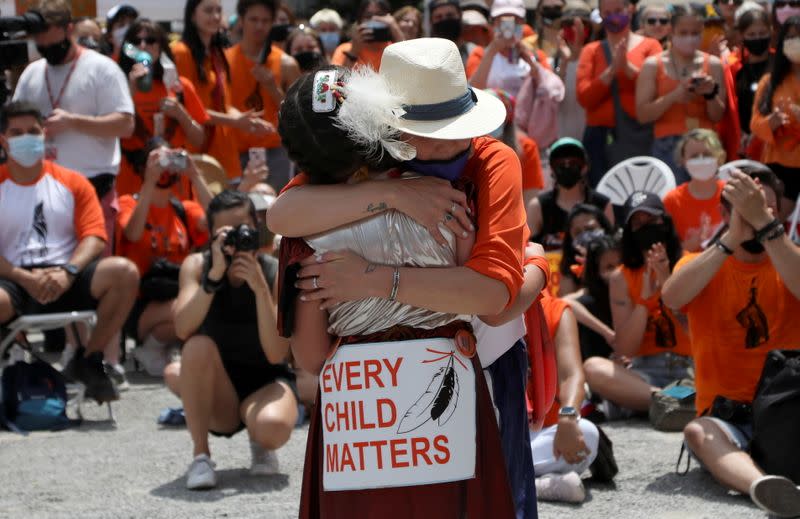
top-left (226, 0), bottom-right (301, 193)
top-left (331, 0), bottom-right (404, 71)
top-left (171, 0), bottom-right (274, 180)
top-left (662, 168), bottom-right (800, 517)
top-left (636, 5), bottom-right (727, 184)
top-left (583, 191), bottom-right (691, 419)
top-left (663, 129), bottom-right (727, 252)
top-left (116, 18), bottom-right (210, 198)
top-left (577, 0), bottom-right (662, 185)
top-left (750, 17), bottom-right (800, 221)
top-left (116, 141), bottom-right (211, 376)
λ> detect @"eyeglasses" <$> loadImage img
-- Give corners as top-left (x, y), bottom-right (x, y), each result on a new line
top-left (131, 36), bottom-right (158, 45)
top-left (645, 17), bottom-right (670, 26)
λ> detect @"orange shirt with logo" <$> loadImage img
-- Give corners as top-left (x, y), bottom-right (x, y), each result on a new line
top-left (620, 265), bottom-right (692, 358)
top-left (662, 180), bottom-right (725, 248)
top-left (171, 41), bottom-right (242, 179)
top-left (225, 43), bottom-right (283, 151)
top-left (115, 195), bottom-right (209, 276)
top-left (675, 253), bottom-right (800, 414)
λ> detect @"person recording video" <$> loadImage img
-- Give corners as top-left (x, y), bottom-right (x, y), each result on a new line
top-left (169, 190), bottom-right (297, 490)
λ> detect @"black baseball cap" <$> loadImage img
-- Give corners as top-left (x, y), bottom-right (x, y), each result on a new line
top-left (430, 0), bottom-right (462, 13)
top-left (623, 191), bottom-right (665, 224)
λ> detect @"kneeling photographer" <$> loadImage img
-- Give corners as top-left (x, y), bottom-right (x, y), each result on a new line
top-left (116, 140), bottom-right (212, 377)
top-left (171, 190), bottom-right (297, 490)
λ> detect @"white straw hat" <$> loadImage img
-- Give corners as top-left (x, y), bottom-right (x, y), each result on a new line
top-left (379, 38), bottom-right (506, 140)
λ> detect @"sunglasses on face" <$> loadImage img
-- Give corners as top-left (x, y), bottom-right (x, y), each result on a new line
top-left (131, 36), bottom-right (158, 45)
top-left (646, 17), bottom-right (670, 25)
top-left (775, 0), bottom-right (800, 6)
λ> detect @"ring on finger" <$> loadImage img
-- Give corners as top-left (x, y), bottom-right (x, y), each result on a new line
top-left (450, 201), bottom-right (458, 214)
top-left (312, 276), bottom-right (319, 290)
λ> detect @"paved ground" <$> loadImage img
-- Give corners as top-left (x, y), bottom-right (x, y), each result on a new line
top-left (0, 369), bottom-right (766, 519)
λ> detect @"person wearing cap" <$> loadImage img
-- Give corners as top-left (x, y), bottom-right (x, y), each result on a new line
top-left (554, 1), bottom-right (594, 140)
top-left (309, 8), bottom-right (345, 58)
top-left (429, 0), bottom-right (474, 65)
top-left (583, 190), bottom-right (691, 420)
top-left (105, 3), bottom-right (138, 59)
top-left (529, 138), bottom-right (614, 251)
top-left (462, 8), bottom-right (492, 48)
top-left (662, 168), bottom-right (800, 518)
top-left (535, 0), bottom-right (567, 59)
top-left (271, 39), bottom-right (546, 518)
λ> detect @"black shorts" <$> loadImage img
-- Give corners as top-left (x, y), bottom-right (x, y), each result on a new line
top-left (0, 261), bottom-right (99, 325)
top-left (767, 163), bottom-right (800, 202)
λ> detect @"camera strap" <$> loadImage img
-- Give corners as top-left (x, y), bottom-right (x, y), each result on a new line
top-left (45, 47), bottom-right (83, 111)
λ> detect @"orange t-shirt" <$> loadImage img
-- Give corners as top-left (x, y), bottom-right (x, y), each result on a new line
top-left (331, 41), bottom-right (390, 71)
top-left (116, 77), bottom-right (211, 197)
top-left (281, 136), bottom-right (528, 306)
top-left (576, 37), bottom-right (662, 128)
top-left (750, 74), bottom-right (800, 167)
top-left (464, 46), bottom-right (551, 80)
top-left (675, 253), bottom-right (800, 414)
top-left (225, 43), bottom-right (283, 151)
top-left (663, 180), bottom-right (725, 248)
top-left (518, 134), bottom-right (544, 191)
top-left (620, 265), bottom-right (692, 358)
top-left (538, 293), bottom-right (571, 428)
top-left (171, 41), bottom-right (242, 179)
top-left (115, 195), bottom-right (209, 276)
top-left (654, 52), bottom-right (715, 139)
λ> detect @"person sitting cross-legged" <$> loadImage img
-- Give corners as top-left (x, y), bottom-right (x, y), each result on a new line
top-left (0, 101), bottom-right (139, 402)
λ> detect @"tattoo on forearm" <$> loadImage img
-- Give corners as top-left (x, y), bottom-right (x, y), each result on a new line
top-left (366, 202), bottom-right (387, 213)
top-left (365, 263), bottom-right (377, 274)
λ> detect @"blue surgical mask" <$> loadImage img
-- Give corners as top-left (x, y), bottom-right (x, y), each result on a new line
top-left (7, 134), bottom-right (45, 167)
top-left (404, 147), bottom-right (471, 182)
top-left (319, 31), bottom-right (341, 53)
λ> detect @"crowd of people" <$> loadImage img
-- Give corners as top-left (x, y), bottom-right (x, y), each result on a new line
top-left (1, 0), bottom-right (799, 517)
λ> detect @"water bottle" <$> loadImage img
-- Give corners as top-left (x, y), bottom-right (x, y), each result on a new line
top-left (123, 42), bottom-right (153, 92)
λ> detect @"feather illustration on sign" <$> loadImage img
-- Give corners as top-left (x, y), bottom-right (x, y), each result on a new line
top-left (397, 348), bottom-right (465, 434)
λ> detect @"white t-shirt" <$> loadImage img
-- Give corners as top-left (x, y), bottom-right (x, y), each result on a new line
top-left (487, 54), bottom-right (531, 99)
top-left (13, 48), bottom-right (134, 179)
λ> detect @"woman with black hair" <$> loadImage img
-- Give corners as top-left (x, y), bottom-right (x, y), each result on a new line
top-left (116, 18), bottom-right (209, 198)
top-left (331, 0), bottom-right (405, 71)
top-left (171, 0), bottom-right (274, 180)
top-left (558, 203), bottom-right (614, 295)
top-left (583, 191), bottom-right (692, 420)
top-left (750, 16), bottom-right (800, 220)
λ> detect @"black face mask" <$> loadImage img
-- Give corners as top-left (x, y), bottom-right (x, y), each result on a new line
top-left (541, 6), bottom-right (563, 23)
top-left (740, 238), bottom-right (766, 254)
top-left (432, 18), bottom-right (463, 41)
top-left (292, 51), bottom-right (323, 72)
top-left (269, 23), bottom-right (292, 42)
top-left (554, 164), bottom-right (583, 188)
top-left (743, 37), bottom-right (770, 56)
top-left (37, 37), bottom-right (72, 65)
top-left (633, 222), bottom-right (669, 253)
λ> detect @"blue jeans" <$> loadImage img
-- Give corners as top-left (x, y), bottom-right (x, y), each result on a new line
top-left (582, 125), bottom-right (610, 188)
top-left (486, 340), bottom-right (538, 519)
top-left (651, 135), bottom-right (689, 185)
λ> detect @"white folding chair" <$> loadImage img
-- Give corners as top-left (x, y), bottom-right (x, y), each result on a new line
top-left (0, 311), bottom-right (115, 425)
top-left (596, 156), bottom-right (677, 205)
top-left (718, 159), bottom-right (766, 181)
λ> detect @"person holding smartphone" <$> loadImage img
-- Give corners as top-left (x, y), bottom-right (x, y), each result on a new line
top-left (331, 0), bottom-right (405, 71)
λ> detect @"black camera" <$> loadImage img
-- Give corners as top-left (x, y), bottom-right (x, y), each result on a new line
top-left (0, 11), bottom-right (46, 34)
top-left (1, 11), bottom-right (46, 104)
top-left (710, 396), bottom-right (752, 425)
top-left (224, 224), bottom-right (260, 252)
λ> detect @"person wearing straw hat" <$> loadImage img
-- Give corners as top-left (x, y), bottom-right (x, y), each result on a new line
top-left (271, 38), bottom-right (546, 518)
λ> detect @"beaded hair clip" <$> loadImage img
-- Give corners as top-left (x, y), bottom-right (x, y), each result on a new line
top-left (312, 69), bottom-right (346, 113)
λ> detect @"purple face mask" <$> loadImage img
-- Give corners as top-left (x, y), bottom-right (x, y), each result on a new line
top-left (603, 12), bottom-right (630, 33)
top-left (776, 5), bottom-right (800, 24)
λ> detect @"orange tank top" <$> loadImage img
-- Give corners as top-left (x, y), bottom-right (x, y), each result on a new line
top-left (621, 265), bottom-right (692, 358)
top-left (654, 52), bottom-right (714, 139)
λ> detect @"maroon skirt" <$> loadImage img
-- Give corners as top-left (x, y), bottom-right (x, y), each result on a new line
top-left (299, 330), bottom-right (516, 519)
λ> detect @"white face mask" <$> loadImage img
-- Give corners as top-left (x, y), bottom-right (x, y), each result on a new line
top-left (112, 25), bottom-right (129, 48)
top-left (685, 156), bottom-right (718, 181)
top-left (783, 37), bottom-right (800, 64)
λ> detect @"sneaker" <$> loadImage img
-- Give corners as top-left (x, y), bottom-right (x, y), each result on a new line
top-left (186, 454), bottom-right (217, 490)
top-left (63, 348), bottom-right (120, 404)
top-left (132, 336), bottom-right (167, 376)
top-left (535, 472), bottom-right (586, 503)
top-left (105, 363), bottom-right (129, 391)
top-left (250, 442), bottom-right (280, 475)
top-left (749, 475), bottom-right (800, 518)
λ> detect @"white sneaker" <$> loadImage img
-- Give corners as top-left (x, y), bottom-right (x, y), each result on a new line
top-left (132, 336), bottom-right (167, 376)
top-left (105, 363), bottom-right (129, 391)
top-left (535, 471), bottom-right (586, 503)
top-left (749, 475), bottom-right (800, 518)
top-left (186, 454), bottom-right (217, 490)
top-left (250, 442), bottom-right (280, 475)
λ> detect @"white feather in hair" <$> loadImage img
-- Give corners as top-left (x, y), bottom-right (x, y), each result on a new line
top-left (334, 67), bottom-right (417, 162)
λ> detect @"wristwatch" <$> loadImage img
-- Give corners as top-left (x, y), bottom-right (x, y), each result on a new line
top-left (558, 406), bottom-right (579, 419)
top-left (61, 263), bottom-right (80, 278)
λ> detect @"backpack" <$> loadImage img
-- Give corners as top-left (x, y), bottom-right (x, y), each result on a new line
top-left (0, 357), bottom-right (75, 434)
top-left (750, 349), bottom-right (800, 484)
